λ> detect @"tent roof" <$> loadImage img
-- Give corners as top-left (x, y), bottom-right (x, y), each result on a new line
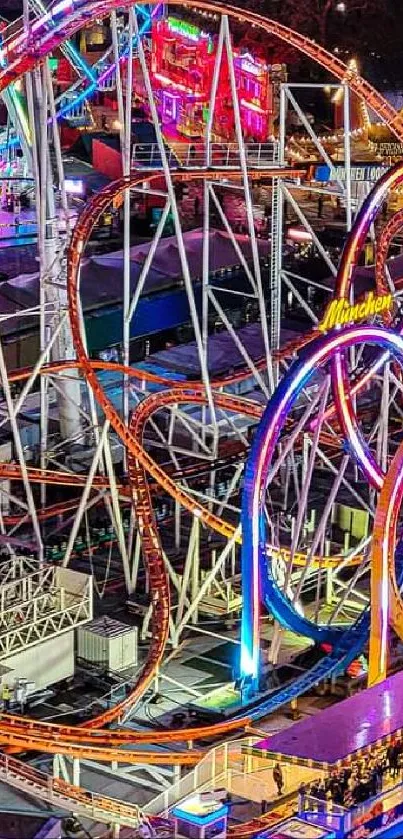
top-left (255, 671), bottom-right (403, 767)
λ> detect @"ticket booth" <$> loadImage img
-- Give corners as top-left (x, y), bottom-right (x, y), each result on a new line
top-left (171, 793), bottom-right (228, 839)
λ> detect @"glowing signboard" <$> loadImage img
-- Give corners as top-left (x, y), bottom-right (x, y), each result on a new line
top-left (239, 52), bottom-right (267, 75)
top-left (167, 16), bottom-right (206, 41)
top-left (64, 179), bottom-right (84, 195)
top-left (318, 291), bottom-right (393, 333)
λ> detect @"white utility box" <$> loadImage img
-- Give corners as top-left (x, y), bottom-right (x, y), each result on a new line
top-left (77, 616), bottom-right (138, 672)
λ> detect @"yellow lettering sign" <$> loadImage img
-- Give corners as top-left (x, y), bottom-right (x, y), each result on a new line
top-left (318, 291), bottom-right (393, 333)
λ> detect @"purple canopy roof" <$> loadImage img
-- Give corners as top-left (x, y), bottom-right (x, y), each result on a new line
top-left (92, 227), bottom-right (269, 282)
top-left (256, 671), bottom-right (403, 766)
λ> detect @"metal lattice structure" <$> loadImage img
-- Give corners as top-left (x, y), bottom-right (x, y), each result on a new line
top-left (0, 0), bottom-right (402, 831)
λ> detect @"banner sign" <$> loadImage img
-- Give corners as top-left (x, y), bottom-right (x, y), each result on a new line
top-left (315, 164), bottom-right (388, 183)
top-left (375, 142), bottom-right (403, 156)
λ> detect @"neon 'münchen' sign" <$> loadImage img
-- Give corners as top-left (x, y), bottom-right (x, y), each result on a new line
top-left (318, 291), bottom-right (393, 333)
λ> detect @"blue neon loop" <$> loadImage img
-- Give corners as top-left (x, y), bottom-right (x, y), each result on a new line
top-left (240, 325), bottom-right (403, 684)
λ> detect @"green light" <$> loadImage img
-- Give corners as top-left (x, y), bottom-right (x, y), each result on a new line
top-left (167, 16), bottom-right (201, 41)
top-left (49, 58), bottom-right (59, 72)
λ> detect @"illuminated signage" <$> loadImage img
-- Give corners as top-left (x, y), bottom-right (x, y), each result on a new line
top-left (240, 98), bottom-right (265, 114)
top-left (64, 179), bottom-right (84, 195)
top-left (376, 142), bottom-right (403, 156)
top-left (238, 52), bottom-right (267, 75)
top-left (167, 17), bottom-right (203, 41)
top-left (315, 164), bottom-right (388, 183)
top-left (318, 291), bottom-right (393, 332)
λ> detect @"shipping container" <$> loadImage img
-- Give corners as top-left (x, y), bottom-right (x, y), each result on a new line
top-left (77, 616), bottom-right (138, 671)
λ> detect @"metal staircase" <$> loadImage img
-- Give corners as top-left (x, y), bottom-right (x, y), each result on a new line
top-left (0, 754), bottom-right (144, 829)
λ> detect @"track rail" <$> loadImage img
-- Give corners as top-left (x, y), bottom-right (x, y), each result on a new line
top-left (369, 436), bottom-right (403, 684)
top-left (0, 1), bottom-right (400, 821)
top-left (375, 207), bottom-right (403, 299)
top-left (0, 168), bottom-right (374, 753)
top-left (0, 753), bottom-right (145, 828)
top-left (333, 162), bottom-right (403, 492)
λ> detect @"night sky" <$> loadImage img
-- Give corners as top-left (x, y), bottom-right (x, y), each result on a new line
top-left (1, 0), bottom-right (403, 88)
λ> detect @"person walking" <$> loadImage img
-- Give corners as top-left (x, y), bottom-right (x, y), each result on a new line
top-left (273, 762), bottom-right (284, 796)
top-left (374, 759), bottom-right (383, 794)
top-left (298, 782), bottom-right (306, 811)
top-left (391, 744), bottom-right (400, 779)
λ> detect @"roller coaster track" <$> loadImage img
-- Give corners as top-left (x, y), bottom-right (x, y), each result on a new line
top-left (0, 211), bottom-right (393, 830)
top-left (0, 376), bottom-right (358, 751)
top-left (0, 168), bottom-right (383, 752)
top-left (0, 362), bottom-right (346, 565)
top-left (375, 207), bottom-right (403, 300)
top-left (369, 436), bottom-right (403, 684)
top-left (0, 753), bottom-right (145, 829)
top-left (245, 609), bottom-right (370, 723)
top-left (0, 2), bottom-right (400, 824)
top-left (0, 443), bottom-right (246, 528)
top-left (0, 3), bottom-right (160, 149)
top-left (0, 383), bottom-right (356, 728)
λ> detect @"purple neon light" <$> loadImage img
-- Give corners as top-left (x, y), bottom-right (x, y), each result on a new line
top-left (333, 162), bottom-right (403, 491)
top-left (241, 325), bottom-right (403, 682)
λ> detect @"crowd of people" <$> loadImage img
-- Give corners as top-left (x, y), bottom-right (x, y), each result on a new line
top-left (300, 740), bottom-right (403, 811)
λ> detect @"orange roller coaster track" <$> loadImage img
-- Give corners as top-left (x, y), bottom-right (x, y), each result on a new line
top-left (375, 207), bottom-right (403, 300)
top-left (0, 382), bottom-right (352, 750)
top-left (0, 0), bottom-right (400, 825)
top-left (69, 167), bottom-right (366, 736)
top-left (0, 170), bottom-right (373, 756)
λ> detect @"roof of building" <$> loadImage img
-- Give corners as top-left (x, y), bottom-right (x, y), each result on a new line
top-left (255, 671), bottom-right (403, 766)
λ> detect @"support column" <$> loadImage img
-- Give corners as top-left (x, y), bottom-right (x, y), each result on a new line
top-left (343, 83), bottom-right (352, 232)
top-left (270, 85), bottom-right (286, 387)
top-left (27, 62), bottom-right (82, 446)
top-left (191, 517), bottom-right (200, 626)
top-left (72, 757), bottom-right (80, 787)
top-left (222, 15), bottom-right (273, 393)
top-left (133, 8), bottom-right (217, 429)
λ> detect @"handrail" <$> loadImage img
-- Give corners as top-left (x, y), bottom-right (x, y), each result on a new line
top-left (132, 141), bottom-right (280, 170)
top-left (0, 753), bottom-right (144, 827)
top-left (145, 736), bottom-right (261, 815)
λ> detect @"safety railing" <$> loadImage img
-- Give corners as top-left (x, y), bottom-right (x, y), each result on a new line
top-left (145, 737), bottom-right (260, 816)
top-left (346, 778), bottom-right (403, 835)
top-left (0, 754), bottom-right (144, 827)
top-left (146, 733), bottom-right (330, 820)
top-left (0, 566), bottom-right (55, 613)
top-left (0, 566), bottom-right (92, 658)
top-left (0, 555), bottom-right (40, 585)
top-left (132, 142), bottom-right (280, 170)
top-left (0, 588), bottom-right (61, 632)
top-left (299, 794), bottom-right (347, 834)
top-left (299, 780), bottom-right (403, 837)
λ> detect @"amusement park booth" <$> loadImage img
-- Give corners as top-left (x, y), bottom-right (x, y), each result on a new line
top-left (253, 671), bottom-right (403, 838)
top-left (171, 793), bottom-right (228, 839)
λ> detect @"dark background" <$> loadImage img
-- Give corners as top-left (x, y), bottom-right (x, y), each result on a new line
top-left (1, 0), bottom-right (402, 88)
